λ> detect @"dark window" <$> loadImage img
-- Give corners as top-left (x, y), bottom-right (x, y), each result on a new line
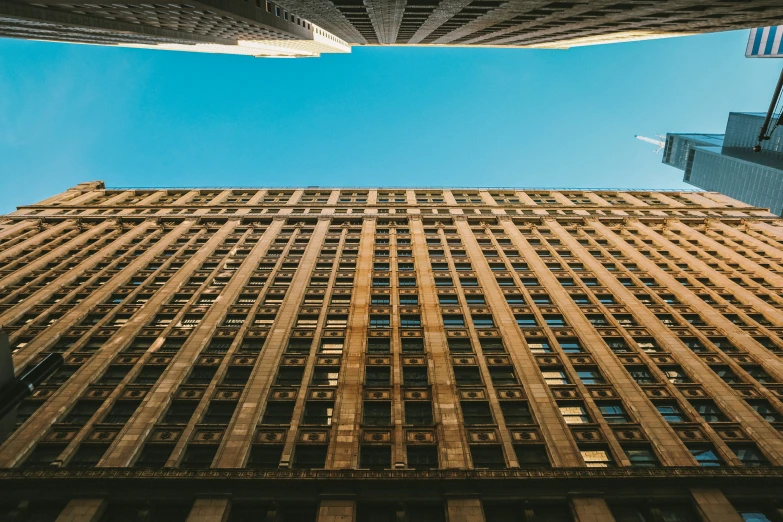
top-left (480, 339), bottom-right (505, 353)
top-left (625, 446), bottom-right (659, 467)
top-left (134, 365), bottom-right (165, 385)
top-left (68, 444), bottom-right (109, 468)
top-left (202, 401), bottom-right (237, 424)
top-left (302, 402), bottom-right (333, 425)
top-left (163, 401), bottom-right (198, 425)
top-left (499, 401), bottom-right (533, 424)
top-left (691, 400), bottom-right (728, 423)
top-left (187, 366), bottom-right (217, 385)
top-left (62, 400), bottom-right (103, 425)
top-left (514, 445), bottom-right (550, 468)
top-left (407, 446), bottom-right (438, 470)
top-left (363, 401), bottom-right (391, 426)
top-left (261, 402), bottom-right (295, 425)
top-left (747, 400), bottom-right (783, 422)
top-left (402, 339), bottom-right (425, 353)
top-left (292, 445), bottom-right (327, 469)
top-left (403, 367), bottom-right (428, 387)
top-left (275, 367), bottom-right (304, 386)
top-left (367, 338), bottom-right (391, 354)
top-left (247, 445), bottom-right (283, 469)
top-left (365, 366), bottom-right (391, 387)
top-left (134, 444), bottom-right (173, 469)
top-left (223, 366), bottom-right (252, 386)
top-left (359, 446), bottom-right (391, 470)
top-left (461, 401), bottom-right (493, 425)
top-left (730, 444), bottom-right (770, 467)
top-left (489, 366), bottom-right (517, 386)
top-left (454, 367), bottom-right (483, 386)
top-left (404, 402), bottom-right (433, 426)
top-left (22, 444), bottom-right (66, 469)
top-left (470, 445), bottom-right (505, 469)
top-left (180, 445), bottom-right (218, 468)
top-left (98, 365), bottom-right (132, 385)
top-left (103, 400), bottom-right (141, 424)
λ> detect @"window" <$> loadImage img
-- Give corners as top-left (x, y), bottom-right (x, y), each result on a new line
top-left (371, 295), bottom-right (390, 305)
top-left (312, 367), bottom-right (339, 386)
top-left (559, 339), bottom-right (583, 353)
top-left (202, 401), bottom-right (237, 424)
top-left (404, 402), bottom-right (433, 426)
top-left (407, 446), bottom-right (438, 470)
top-left (544, 315), bottom-right (566, 327)
top-left (515, 314), bottom-right (537, 327)
top-left (400, 295), bottom-right (419, 305)
top-left (131, 443), bottom-right (175, 469)
top-left (247, 445), bottom-right (283, 469)
top-left (472, 315), bottom-right (495, 328)
top-left (598, 402), bottom-right (630, 423)
top-left (68, 444), bottom-right (109, 468)
top-left (302, 402), bottom-right (334, 425)
top-left (62, 400), bottom-right (102, 425)
top-left (528, 340), bottom-right (551, 354)
top-left (661, 366), bottom-right (690, 384)
top-left (360, 446), bottom-right (391, 470)
top-left (628, 366), bottom-right (657, 384)
top-left (367, 338), bottom-right (390, 354)
top-left (400, 315), bottom-right (421, 328)
top-left (22, 444), bottom-right (66, 469)
top-left (448, 339), bottom-right (473, 353)
top-left (403, 366), bottom-right (428, 387)
top-left (454, 367), bottom-right (483, 386)
top-left (747, 400), bottom-right (782, 422)
top-left (688, 446), bottom-right (722, 467)
top-left (181, 445), bottom-right (218, 468)
top-left (103, 400), bottom-right (141, 424)
top-left (576, 369), bottom-right (604, 385)
top-left (559, 404), bottom-right (590, 424)
top-left (470, 445), bottom-right (505, 469)
top-left (370, 315), bottom-right (390, 328)
top-left (442, 314), bottom-right (465, 327)
top-left (292, 445), bottom-right (328, 469)
top-left (163, 401), bottom-right (198, 425)
top-left (500, 401), bottom-right (533, 424)
top-left (730, 444), bottom-right (770, 467)
top-left (480, 338), bottom-right (505, 353)
top-left (461, 401), bottom-right (493, 425)
top-left (402, 339), bottom-right (425, 353)
top-left (625, 446), bottom-right (659, 467)
top-left (489, 367), bottom-right (517, 386)
top-left (365, 366), bottom-right (390, 387)
top-left (261, 402), bottom-right (295, 424)
top-left (691, 400), bottom-right (728, 423)
top-left (580, 447), bottom-right (613, 468)
top-left (363, 401), bottom-right (391, 426)
top-left (438, 295), bottom-right (459, 305)
top-left (656, 403), bottom-right (687, 423)
top-left (542, 370), bottom-right (568, 385)
top-left (275, 367), bottom-right (303, 387)
top-left (514, 445), bottom-right (550, 468)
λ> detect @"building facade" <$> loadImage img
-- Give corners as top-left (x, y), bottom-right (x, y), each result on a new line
top-left (1, 183), bottom-right (783, 521)
top-left (663, 112), bottom-right (783, 216)
top-left (4, 1), bottom-right (783, 56)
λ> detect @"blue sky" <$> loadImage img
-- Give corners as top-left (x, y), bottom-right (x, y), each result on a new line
top-left (0, 29), bottom-right (781, 212)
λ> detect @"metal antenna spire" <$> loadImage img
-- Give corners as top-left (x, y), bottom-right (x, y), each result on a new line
top-left (635, 135), bottom-right (666, 153)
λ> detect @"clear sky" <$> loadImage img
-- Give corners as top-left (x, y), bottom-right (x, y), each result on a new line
top-left (0, 29), bottom-right (781, 212)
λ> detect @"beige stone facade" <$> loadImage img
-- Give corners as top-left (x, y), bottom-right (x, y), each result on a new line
top-left (1, 182), bottom-right (783, 521)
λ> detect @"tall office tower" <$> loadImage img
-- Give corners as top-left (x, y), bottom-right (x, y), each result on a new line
top-left (3, 1), bottom-right (783, 55)
top-left (2, 182), bottom-right (783, 522)
top-left (663, 112), bottom-right (783, 216)
top-left (0, 0), bottom-right (351, 57)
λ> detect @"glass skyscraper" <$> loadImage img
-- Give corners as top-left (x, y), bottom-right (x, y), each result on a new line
top-left (663, 112), bottom-right (783, 216)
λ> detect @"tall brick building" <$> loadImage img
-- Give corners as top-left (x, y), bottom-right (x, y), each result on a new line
top-left (1, 182), bottom-right (783, 521)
